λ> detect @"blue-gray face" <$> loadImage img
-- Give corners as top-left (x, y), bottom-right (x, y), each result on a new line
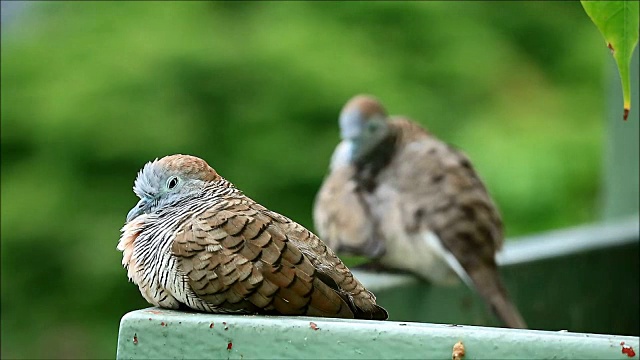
top-left (339, 110), bottom-right (389, 162)
top-left (126, 159), bottom-right (196, 222)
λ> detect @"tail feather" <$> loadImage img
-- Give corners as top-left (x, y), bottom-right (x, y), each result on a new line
top-left (488, 291), bottom-right (527, 329)
top-left (470, 267), bottom-right (527, 329)
top-left (352, 302), bottom-right (389, 321)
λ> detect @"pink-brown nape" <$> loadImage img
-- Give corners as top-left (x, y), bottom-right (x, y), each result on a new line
top-left (158, 154), bottom-right (220, 181)
top-left (341, 94), bottom-right (387, 120)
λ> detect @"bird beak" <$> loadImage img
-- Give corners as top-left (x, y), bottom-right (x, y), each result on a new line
top-left (126, 199), bottom-right (147, 222)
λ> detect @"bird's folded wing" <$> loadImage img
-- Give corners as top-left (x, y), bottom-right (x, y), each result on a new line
top-left (273, 207), bottom-right (388, 321)
top-left (171, 201), bottom-right (356, 318)
top-left (394, 135), bottom-right (503, 275)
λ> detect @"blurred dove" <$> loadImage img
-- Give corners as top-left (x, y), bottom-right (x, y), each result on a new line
top-left (313, 95), bottom-right (526, 328)
top-left (118, 154), bottom-right (388, 320)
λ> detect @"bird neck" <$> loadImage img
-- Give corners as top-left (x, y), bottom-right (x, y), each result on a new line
top-left (202, 178), bottom-right (242, 198)
top-left (353, 128), bottom-right (398, 192)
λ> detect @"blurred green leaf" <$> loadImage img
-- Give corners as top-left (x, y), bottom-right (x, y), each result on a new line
top-left (581, 1), bottom-right (639, 120)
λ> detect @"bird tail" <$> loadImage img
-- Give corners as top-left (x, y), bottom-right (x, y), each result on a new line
top-left (354, 301), bottom-right (389, 321)
top-left (470, 267), bottom-right (527, 329)
top-left (311, 271), bottom-right (388, 320)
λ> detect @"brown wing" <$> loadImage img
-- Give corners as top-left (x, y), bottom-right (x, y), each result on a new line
top-left (313, 163), bottom-right (384, 258)
top-left (266, 205), bottom-right (387, 320)
top-left (390, 119), bottom-right (525, 328)
top-left (172, 199), bottom-right (387, 320)
top-left (389, 118), bottom-right (503, 261)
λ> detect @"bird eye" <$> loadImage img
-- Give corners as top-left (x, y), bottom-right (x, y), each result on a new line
top-left (167, 177), bottom-right (179, 190)
top-left (367, 122), bottom-right (379, 132)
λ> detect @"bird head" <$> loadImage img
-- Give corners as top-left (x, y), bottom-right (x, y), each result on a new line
top-left (126, 154), bottom-right (221, 222)
top-left (338, 94), bottom-right (390, 162)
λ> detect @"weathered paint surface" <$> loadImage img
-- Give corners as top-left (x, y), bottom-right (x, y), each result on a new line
top-left (117, 307), bottom-right (639, 359)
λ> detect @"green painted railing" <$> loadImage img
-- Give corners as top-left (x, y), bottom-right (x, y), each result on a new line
top-left (117, 308), bottom-right (638, 359)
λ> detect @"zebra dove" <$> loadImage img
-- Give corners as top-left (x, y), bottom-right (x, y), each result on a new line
top-left (118, 154), bottom-right (387, 320)
top-left (313, 95), bottom-right (526, 328)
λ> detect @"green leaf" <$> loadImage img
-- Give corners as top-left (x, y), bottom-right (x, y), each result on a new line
top-left (581, 1), bottom-right (639, 120)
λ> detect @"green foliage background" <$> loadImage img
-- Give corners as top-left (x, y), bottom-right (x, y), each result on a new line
top-left (1, 2), bottom-right (610, 358)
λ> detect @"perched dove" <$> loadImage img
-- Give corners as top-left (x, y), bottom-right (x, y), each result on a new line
top-left (313, 95), bottom-right (526, 328)
top-left (118, 154), bottom-right (388, 320)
